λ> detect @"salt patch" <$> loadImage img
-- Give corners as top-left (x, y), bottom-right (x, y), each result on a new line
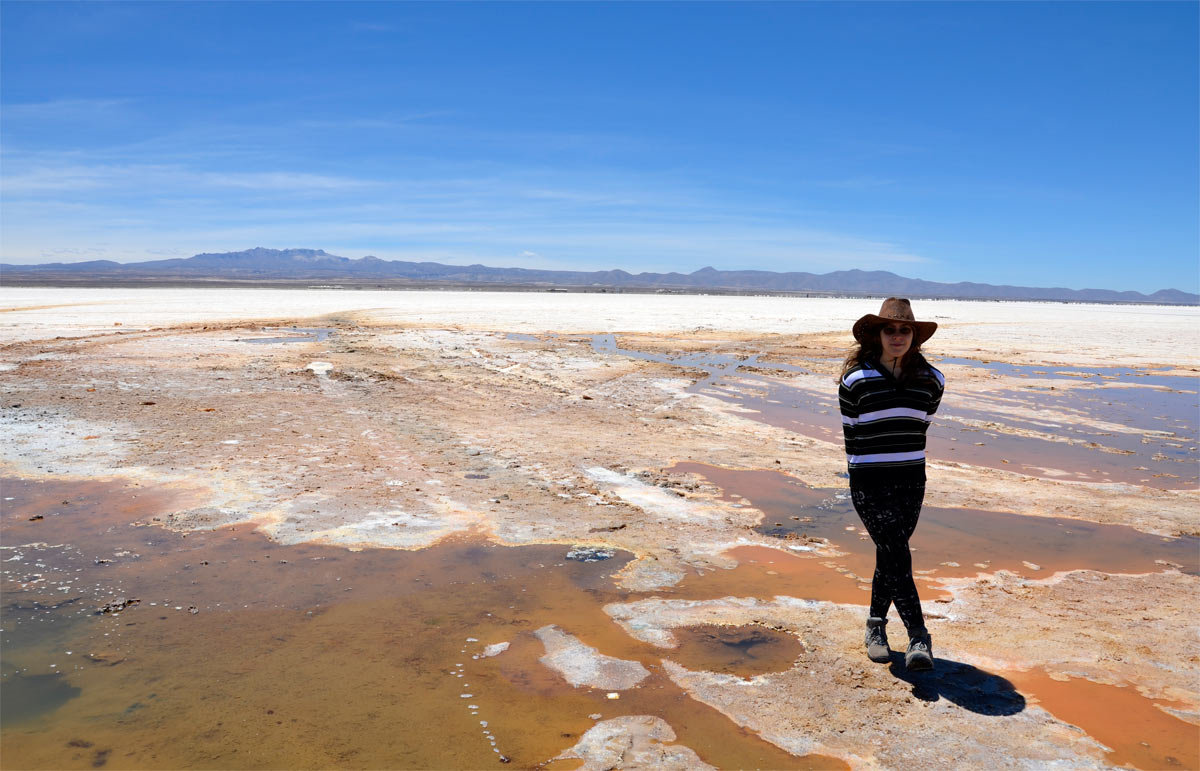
top-left (552, 716), bottom-right (714, 770)
top-left (305, 361), bottom-right (333, 376)
top-left (584, 467), bottom-right (723, 522)
top-left (479, 642), bottom-right (509, 658)
top-left (534, 624), bottom-right (649, 689)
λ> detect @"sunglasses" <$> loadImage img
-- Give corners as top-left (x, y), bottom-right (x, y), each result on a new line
top-left (882, 325), bottom-right (914, 336)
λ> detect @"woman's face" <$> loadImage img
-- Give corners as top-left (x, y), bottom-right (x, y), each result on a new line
top-left (879, 323), bottom-right (914, 361)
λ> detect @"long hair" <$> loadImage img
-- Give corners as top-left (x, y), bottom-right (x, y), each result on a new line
top-left (840, 333), bottom-right (931, 385)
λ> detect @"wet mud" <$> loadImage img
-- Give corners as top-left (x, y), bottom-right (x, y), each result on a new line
top-left (666, 625), bottom-right (804, 678)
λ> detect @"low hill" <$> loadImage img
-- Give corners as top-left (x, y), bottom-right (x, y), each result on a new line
top-left (2, 247), bottom-right (1195, 304)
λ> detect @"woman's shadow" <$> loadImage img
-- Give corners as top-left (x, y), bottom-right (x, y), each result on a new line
top-left (886, 653), bottom-right (1025, 715)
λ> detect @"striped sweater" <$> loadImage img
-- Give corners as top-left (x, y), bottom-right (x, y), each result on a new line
top-left (838, 359), bottom-right (945, 471)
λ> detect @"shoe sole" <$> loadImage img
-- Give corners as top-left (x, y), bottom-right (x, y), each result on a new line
top-left (867, 648), bottom-right (891, 663)
top-left (906, 654), bottom-right (934, 671)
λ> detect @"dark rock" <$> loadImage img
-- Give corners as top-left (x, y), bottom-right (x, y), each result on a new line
top-left (97, 598), bottom-right (139, 614)
top-left (566, 546), bottom-right (615, 562)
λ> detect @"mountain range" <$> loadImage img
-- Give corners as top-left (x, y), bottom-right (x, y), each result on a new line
top-left (2, 247), bottom-right (1195, 304)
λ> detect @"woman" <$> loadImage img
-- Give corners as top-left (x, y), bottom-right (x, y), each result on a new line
top-left (838, 298), bottom-right (944, 671)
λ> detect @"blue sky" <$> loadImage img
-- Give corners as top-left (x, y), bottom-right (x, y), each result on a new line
top-left (2, 2), bottom-right (1196, 293)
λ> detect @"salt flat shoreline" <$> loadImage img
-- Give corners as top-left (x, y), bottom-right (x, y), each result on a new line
top-left (2, 286), bottom-right (1198, 367)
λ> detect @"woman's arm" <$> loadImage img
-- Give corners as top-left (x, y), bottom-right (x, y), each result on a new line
top-left (838, 376), bottom-right (860, 454)
top-left (924, 366), bottom-right (946, 417)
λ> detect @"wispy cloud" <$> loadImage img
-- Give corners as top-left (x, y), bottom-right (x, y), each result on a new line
top-left (1, 160), bottom-right (374, 195)
top-left (198, 171), bottom-right (376, 191)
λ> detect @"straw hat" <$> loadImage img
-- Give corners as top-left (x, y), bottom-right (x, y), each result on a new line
top-left (852, 298), bottom-right (938, 346)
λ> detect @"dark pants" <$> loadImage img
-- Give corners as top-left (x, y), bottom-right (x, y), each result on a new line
top-left (850, 473), bottom-right (927, 637)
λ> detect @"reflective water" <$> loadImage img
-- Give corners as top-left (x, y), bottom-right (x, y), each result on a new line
top-left (1006, 669), bottom-right (1199, 770)
top-left (237, 328), bottom-right (335, 344)
top-left (934, 356), bottom-right (1193, 388)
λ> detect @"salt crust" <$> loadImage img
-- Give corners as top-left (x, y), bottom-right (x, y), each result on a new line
top-left (550, 715), bottom-right (714, 770)
top-left (534, 624), bottom-right (650, 690)
top-left (2, 287), bottom-right (1196, 367)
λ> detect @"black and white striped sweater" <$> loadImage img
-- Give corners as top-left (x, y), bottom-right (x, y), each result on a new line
top-left (838, 359), bottom-right (945, 473)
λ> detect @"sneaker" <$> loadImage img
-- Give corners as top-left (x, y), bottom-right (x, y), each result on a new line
top-left (905, 634), bottom-right (934, 671)
top-left (864, 617), bottom-right (891, 662)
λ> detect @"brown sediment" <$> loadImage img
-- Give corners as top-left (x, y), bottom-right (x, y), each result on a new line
top-left (673, 463), bottom-right (1200, 580)
top-left (1007, 669), bottom-right (1199, 771)
top-left (665, 624), bottom-right (804, 678)
top-left (0, 476), bottom-right (835, 770)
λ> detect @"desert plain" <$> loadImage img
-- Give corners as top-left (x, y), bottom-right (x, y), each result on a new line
top-left (1, 287), bottom-right (1197, 770)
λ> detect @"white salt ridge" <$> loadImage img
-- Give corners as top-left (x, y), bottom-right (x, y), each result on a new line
top-left (585, 467), bottom-right (724, 523)
top-left (305, 361), bottom-right (333, 376)
top-left (552, 716), bottom-right (715, 771)
top-left (263, 502), bottom-right (480, 549)
top-left (534, 624), bottom-right (649, 690)
top-left (479, 642), bottom-right (509, 658)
